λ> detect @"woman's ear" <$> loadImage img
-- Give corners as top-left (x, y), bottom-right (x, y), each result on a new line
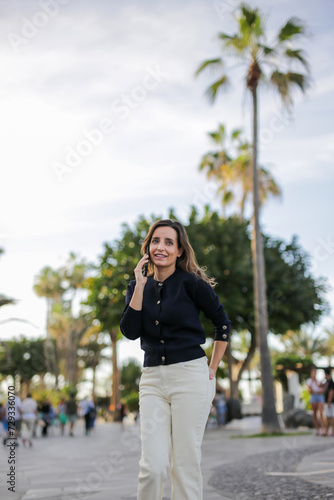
top-left (177, 247), bottom-right (184, 258)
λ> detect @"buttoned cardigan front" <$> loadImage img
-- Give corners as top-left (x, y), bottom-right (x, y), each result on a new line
top-left (120, 268), bottom-right (231, 367)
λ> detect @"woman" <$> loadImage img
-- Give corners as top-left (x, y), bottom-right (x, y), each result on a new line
top-left (307, 367), bottom-right (325, 435)
top-left (120, 219), bottom-right (230, 500)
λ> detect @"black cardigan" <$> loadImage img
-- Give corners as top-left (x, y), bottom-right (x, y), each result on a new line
top-left (120, 268), bottom-right (231, 367)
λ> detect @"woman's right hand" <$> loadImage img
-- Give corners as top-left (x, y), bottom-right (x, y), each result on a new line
top-left (134, 254), bottom-right (149, 287)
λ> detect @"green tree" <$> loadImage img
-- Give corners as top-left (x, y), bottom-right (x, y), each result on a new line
top-left (196, 4), bottom-right (310, 431)
top-left (0, 337), bottom-right (47, 394)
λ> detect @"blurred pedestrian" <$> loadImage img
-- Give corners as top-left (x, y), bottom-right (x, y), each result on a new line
top-left (40, 400), bottom-right (52, 437)
top-left (120, 219), bottom-right (230, 500)
top-left (79, 397), bottom-right (94, 436)
top-left (119, 401), bottom-right (127, 428)
top-left (66, 393), bottom-right (78, 437)
top-left (307, 367), bottom-right (325, 435)
top-left (323, 367), bottom-right (334, 436)
top-left (88, 401), bottom-right (97, 432)
top-left (0, 402), bottom-right (6, 437)
top-left (215, 389), bottom-right (227, 427)
top-left (21, 393), bottom-right (38, 447)
top-left (58, 398), bottom-right (68, 436)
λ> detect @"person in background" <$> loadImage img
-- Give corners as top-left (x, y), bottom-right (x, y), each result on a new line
top-left (120, 219), bottom-right (230, 500)
top-left (79, 397), bottom-right (94, 436)
top-left (323, 367), bottom-right (334, 436)
top-left (119, 401), bottom-right (127, 428)
top-left (66, 393), bottom-right (78, 437)
top-left (0, 402), bottom-right (6, 438)
top-left (88, 401), bottom-right (97, 432)
top-left (307, 367), bottom-right (325, 436)
top-left (21, 393), bottom-right (38, 447)
top-left (40, 400), bottom-right (52, 437)
top-left (215, 389), bottom-right (227, 427)
top-left (58, 398), bottom-right (68, 436)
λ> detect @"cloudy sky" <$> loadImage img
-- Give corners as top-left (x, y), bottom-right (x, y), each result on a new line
top-left (0, 0), bottom-right (333, 364)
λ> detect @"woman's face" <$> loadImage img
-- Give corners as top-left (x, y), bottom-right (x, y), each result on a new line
top-left (150, 226), bottom-right (183, 269)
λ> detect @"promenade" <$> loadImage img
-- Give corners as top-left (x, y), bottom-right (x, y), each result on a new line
top-left (0, 417), bottom-right (333, 500)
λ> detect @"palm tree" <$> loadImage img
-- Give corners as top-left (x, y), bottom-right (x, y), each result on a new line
top-left (281, 327), bottom-right (328, 360)
top-left (78, 327), bottom-right (108, 402)
top-left (196, 4), bottom-right (310, 432)
top-left (33, 267), bottom-right (64, 378)
top-left (49, 309), bottom-right (93, 386)
top-left (34, 257), bottom-right (89, 387)
top-left (199, 124), bottom-right (281, 217)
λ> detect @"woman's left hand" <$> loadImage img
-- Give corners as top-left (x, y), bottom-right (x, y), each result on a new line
top-left (209, 367), bottom-right (216, 380)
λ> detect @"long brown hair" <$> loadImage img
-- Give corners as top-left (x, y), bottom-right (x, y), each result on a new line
top-left (141, 219), bottom-right (216, 287)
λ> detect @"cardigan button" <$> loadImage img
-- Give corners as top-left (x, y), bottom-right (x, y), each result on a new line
top-left (157, 300), bottom-right (161, 305)
top-left (155, 320), bottom-right (159, 325)
top-left (158, 282), bottom-right (163, 287)
top-left (161, 356), bottom-right (165, 362)
top-left (222, 325), bottom-right (227, 330)
top-left (160, 339), bottom-right (165, 344)
top-left (223, 334), bottom-right (227, 339)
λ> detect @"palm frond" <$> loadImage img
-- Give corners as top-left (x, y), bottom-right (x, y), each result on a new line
top-left (285, 48), bottom-right (310, 72)
top-left (286, 71), bottom-right (310, 91)
top-left (240, 4), bottom-right (262, 37)
top-left (278, 17), bottom-right (306, 42)
top-left (195, 58), bottom-right (223, 77)
top-left (208, 123), bottom-right (226, 145)
top-left (231, 128), bottom-right (243, 141)
top-left (219, 32), bottom-right (247, 52)
top-left (270, 70), bottom-right (309, 106)
top-left (205, 75), bottom-right (229, 103)
top-left (259, 44), bottom-right (276, 56)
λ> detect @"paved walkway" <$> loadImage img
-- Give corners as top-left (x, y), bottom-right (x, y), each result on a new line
top-left (0, 417), bottom-right (333, 500)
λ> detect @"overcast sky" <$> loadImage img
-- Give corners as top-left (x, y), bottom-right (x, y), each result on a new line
top-left (0, 0), bottom-right (333, 365)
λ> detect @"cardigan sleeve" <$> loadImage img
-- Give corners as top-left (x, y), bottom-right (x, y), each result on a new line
top-left (120, 281), bottom-right (143, 340)
top-left (195, 278), bottom-right (231, 342)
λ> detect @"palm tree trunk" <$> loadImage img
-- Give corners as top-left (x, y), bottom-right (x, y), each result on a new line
top-left (236, 330), bottom-right (257, 385)
top-left (251, 86), bottom-right (281, 432)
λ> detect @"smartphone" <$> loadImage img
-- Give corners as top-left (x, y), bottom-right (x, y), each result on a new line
top-left (143, 245), bottom-right (150, 277)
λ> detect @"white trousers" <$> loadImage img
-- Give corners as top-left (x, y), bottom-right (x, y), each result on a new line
top-left (137, 356), bottom-right (216, 500)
